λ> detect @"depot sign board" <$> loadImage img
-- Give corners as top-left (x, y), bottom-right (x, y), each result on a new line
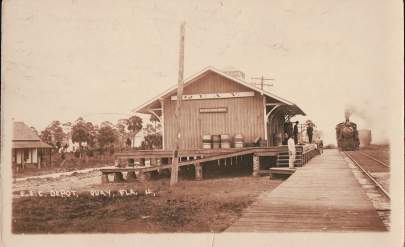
top-left (171, 91), bottom-right (255, 101)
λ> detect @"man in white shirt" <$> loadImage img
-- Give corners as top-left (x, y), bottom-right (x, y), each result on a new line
top-left (287, 135), bottom-right (296, 169)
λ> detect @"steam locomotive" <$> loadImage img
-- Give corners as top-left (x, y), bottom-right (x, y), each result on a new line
top-left (335, 118), bottom-right (359, 151)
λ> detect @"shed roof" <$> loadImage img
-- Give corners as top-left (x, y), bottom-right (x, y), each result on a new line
top-left (133, 66), bottom-right (305, 116)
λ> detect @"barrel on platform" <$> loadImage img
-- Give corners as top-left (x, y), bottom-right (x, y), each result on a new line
top-left (234, 134), bottom-right (244, 148)
top-left (259, 140), bottom-right (267, 147)
top-left (358, 129), bottom-right (372, 147)
top-left (220, 134), bottom-right (231, 148)
top-left (202, 134), bottom-right (212, 149)
top-left (212, 135), bottom-right (221, 149)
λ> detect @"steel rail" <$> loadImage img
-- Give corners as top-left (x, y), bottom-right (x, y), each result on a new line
top-left (344, 151), bottom-right (390, 200)
top-left (357, 151), bottom-right (389, 168)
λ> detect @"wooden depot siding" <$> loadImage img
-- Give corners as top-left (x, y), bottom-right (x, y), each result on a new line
top-left (163, 72), bottom-right (265, 150)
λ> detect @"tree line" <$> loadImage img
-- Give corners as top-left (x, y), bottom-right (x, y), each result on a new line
top-left (36, 115), bottom-right (162, 158)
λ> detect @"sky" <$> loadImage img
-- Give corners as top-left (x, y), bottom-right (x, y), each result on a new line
top-left (2, 0), bottom-right (403, 145)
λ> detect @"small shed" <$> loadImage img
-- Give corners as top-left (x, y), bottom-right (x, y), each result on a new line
top-left (12, 122), bottom-right (53, 168)
top-left (134, 67), bottom-right (305, 150)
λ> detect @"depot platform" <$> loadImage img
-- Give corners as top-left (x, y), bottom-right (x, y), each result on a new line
top-left (226, 149), bottom-right (386, 232)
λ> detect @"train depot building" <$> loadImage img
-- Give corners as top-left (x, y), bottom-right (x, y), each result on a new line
top-left (135, 67), bottom-right (305, 149)
top-left (102, 67), bottom-right (319, 182)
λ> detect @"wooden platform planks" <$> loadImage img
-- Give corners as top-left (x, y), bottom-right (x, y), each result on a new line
top-left (226, 149), bottom-right (386, 232)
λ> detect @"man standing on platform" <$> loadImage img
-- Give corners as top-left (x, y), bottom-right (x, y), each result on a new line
top-left (288, 135), bottom-right (296, 169)
top-left (293, 121), bottom-right (299, 144)
top-left (318, 140), bottom-right (323, 154)
top-left (307, 123), bottom-right (314, 144)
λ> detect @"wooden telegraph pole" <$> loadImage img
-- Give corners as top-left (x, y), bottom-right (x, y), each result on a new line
top-left (170, 22), bottom-right (185, 186)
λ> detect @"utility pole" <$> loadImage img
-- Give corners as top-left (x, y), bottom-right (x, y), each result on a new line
top-left (170, 22), bottom-right (185, 186)
top-left (250, 76), bottom-right (274, 91)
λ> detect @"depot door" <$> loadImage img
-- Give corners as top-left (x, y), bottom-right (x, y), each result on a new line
top-left (198, 113), bottom-right (227, 144)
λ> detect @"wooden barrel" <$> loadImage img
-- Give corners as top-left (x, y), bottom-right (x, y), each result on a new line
top-left (220, 134), bottom-right (231, 148)
top-left (212, 135), bottom-right (221, 149)
top-left (259, 140), bottom-right (267, 147)
top-left (202, 135), bottom-right (212, 149)
top-left (234, 134), bottom-right (244, 148)
top-left (128, 158), bottom-right (135, 167)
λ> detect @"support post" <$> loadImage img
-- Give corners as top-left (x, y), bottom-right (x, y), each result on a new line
top-left (101, 173), bottom-right (110, 183)
top-left (157, 158), bottom-right (161, 174)
top-left (38, 149), bottom-right (41, 169)
top-left (253, 154), bottom-right (260, 177)
top-left (194, 160), bottom-right (202, 180)
top-left (263, 95), bottom-right (268, 146)
top-left (160, 99), bottom-right (165, 150)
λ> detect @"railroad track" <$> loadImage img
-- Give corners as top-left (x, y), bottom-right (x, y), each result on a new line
top-left (345, 151), bottom-right (389, 173)
top-left (344, 151), bottom-right (390, 200)
top-left (357, 151), bottom-right (389, 168)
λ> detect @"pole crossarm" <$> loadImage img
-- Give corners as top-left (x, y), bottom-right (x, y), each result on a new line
top-left (251, 75), bottom-right (275, 92)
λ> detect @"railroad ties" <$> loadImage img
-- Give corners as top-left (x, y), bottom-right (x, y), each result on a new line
top-left (226, 149), bottom-right (387, 232)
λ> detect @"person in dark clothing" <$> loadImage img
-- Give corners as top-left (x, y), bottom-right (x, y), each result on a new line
top-left (293, 121), bottom-right (299, 144)
top-left (282, 133), bottom-right (288, 145)
top-left (307, 124), bottom-right (314, 143)
top-left (283, 122), bottom-right (289, 136)
top-left (283, 122), bottom-right (288, 131)
top-left (283, 122), bottom-right (293, 144)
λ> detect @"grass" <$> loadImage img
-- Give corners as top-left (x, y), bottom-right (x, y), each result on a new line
top-left (13, 175), bottom-right (282, 233)
top-left (13, 153), bottom-right (114, 179)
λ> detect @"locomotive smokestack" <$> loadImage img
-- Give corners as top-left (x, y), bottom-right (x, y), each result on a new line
top-left (344, 109), bottom-right (351, 122)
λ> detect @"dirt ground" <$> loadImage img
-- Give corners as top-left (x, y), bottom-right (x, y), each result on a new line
top-left (360, 144), bottom-right (390, 165)
top-left (13, 153), bottom-right (114, 179)
top-left (12, 170), bottom-right (283, 233)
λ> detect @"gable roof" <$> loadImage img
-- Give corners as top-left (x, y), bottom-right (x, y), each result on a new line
top-left (13, 122), bottom-right (41, 141)
top-left (133, 66), bottom-right (305, 115)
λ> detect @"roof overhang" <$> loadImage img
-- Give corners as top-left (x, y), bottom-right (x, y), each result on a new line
top-left (282, 104), bottom-right (306, 116)
top-left (13, 141), bottom-right (53, 149)
top-left (270, 104), bottom-right (306, 119)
